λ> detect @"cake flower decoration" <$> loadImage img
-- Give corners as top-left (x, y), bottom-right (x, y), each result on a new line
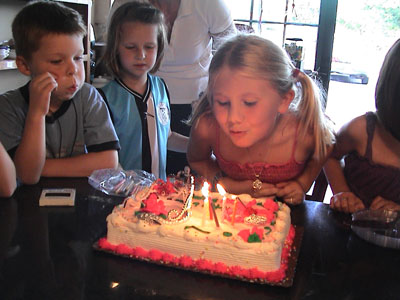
top-left (154, 178), bottom-right (176, 195)
top-left (238, 226), bottom-right (264, 243)
top-left (141, 193), bottom-right (167, 216)
top-left (137, 176), bottom-right (195, 225)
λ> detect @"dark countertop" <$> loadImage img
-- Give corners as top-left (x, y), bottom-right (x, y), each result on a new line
top-left (1, 177), bottom-right (399, 300)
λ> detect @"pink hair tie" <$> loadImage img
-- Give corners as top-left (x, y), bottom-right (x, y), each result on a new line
top-left (292, 68), bottom-right (300, 78)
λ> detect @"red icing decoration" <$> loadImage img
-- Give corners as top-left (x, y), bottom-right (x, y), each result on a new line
top-left (195, 258), bottom-right (212, 271)
top-left (116, 244), bottom-right (134, 256)
top-left (148, 249), bottom-right (163, 261)
top-left (263, 198), bottom-right (279, 211)
top-left (154, 179), bottom-right (176, 195)
top-left (179, 255), bottom-right (194, 268)
top-left (162, 252), bottom-right (175, 264)
top-left (141, 193), bottom-right (167, 215)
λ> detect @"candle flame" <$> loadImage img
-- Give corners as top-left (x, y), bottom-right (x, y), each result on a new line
top-left (201, 181), bottom-right (210, 196)
top-left (216, 183), bottom-right (226, 196)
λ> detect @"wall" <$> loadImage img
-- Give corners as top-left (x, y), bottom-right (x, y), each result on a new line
top-left (0, 1), bottom-right (29, 94)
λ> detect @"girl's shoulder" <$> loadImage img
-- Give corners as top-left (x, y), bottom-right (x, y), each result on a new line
top-left (334, 114), bottom-right (369, 157)
top-left (193, 112), bottom-right (218, 139)
top-left (338, 114), bottom-right (369, 141)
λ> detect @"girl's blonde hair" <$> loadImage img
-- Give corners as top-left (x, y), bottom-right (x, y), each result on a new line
top-left (191, 34), bottom-right (334, 160)
top-left (102, 1), bottom-right (167, 78)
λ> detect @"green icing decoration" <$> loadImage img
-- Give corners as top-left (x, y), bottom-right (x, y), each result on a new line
top-left (193, 202), bottom-right (200, 207)
top-left (247, 233), bottom-right (262, 243)
top-left (159, 214), bottom-right (167, 219)
top-left (256, 202), bottom-right (263, 206)
top-left (193, 195), bottom-right (204, 200)
top-left (264, 226), bottom-right (272, 234)
top-left (184, 226), bottom-right (210, 234)
top-left (271, 220), bottom-right (276, 225)
top-left (223, 232), bottom-right (232, 237)
top-left (214, 204), bottom-right (222, 209)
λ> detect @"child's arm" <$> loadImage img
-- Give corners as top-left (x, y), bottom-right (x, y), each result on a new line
top-left (0, 142), bottom-right (16, 197)
top-left (41, 150), bottom-right (118, 177)
top-left (275, 154), bottom-right (329, 205)
top-left (324, 116), bottom-right (366, 213)
top-left (14, 73), bottom-right (57, 184)
top-left (167, 131), bottom-right (189, 153)
top-left (324, 156), bottom-right (365, 213)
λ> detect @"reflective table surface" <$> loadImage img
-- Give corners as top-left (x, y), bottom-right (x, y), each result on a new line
top-left (1, 177), bottom-right (399, 300)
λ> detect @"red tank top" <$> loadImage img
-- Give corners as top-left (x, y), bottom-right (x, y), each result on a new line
top-left (214, 126), bottom-right (306, 184)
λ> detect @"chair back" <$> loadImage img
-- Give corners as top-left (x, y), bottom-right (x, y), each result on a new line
top-left (305, 171), bottom-right (328, 202)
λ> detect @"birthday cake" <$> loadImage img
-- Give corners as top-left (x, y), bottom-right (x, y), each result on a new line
top-left (98, 178), bottom-right (295, 284)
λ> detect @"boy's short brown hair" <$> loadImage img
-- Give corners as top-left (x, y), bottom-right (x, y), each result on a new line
top-left (12, 0), bottom-right (87, 61)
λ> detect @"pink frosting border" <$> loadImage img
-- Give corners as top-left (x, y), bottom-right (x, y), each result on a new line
top-left (98, 225), bottom-right (296, 283)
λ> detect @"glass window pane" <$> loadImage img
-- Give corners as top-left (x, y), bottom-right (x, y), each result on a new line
top-left (286, 0), bottom-right (320, 24)
top-left (257, 24), bottom-right (284, 47)
top-left (284, 25), bottom-right (318, 71)
top-left (325, 0), bottom-right (400, 131)
top-left (257, 0), bottom-right (286, 23)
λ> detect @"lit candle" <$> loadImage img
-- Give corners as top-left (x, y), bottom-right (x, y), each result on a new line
top-left (216, 183), bottom-right (226, 223)
top-left (201, 182), bottom-right (210, 226)
top-left (231, 195), bottom-right (238, 226)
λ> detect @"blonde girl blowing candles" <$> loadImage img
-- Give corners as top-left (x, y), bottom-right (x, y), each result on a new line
top-left (187, 35), bottom-right (334, 205)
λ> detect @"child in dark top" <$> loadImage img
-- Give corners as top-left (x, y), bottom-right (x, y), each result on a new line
top-left (0, 1), bottom-right (120, 184)
top-left (325, 39), bottom-right (400, 213)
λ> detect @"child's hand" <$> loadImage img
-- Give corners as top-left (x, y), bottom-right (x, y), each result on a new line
top-left (329, 192), bottom-right (365, 213)
top-left (252, 182), bottom-right (279, 198)
top-left (275, 181), bottom-right (305, 205)
top-left (370, 196), bottom-right (400, 211)
top-left (28, 72), bottom-right (58, 117)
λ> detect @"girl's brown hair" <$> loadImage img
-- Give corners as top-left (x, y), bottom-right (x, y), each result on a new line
top-left (375, 39), bottom-right (400, 141)
top-left (103, 1), bottom-right (167, 78)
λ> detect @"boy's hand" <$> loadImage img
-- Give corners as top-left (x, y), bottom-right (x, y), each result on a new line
top-left (275, 181), bottom-right (305, 205)
top-left (370, 196), bottom-right (400, 211)
top-left (330, 191), bottom-right (365, 213)
top-left (28, 72), bottom-right (58, 117)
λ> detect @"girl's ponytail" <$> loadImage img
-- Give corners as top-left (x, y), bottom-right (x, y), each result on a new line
top-left (293, 70), bottom-right (334, 161)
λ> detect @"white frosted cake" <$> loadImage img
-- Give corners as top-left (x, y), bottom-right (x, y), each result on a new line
top-left (98, 178), bottom-right (295, 283)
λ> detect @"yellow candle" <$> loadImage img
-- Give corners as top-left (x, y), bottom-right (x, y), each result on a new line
top-left (216, 183), bottom-right (226, 223)
top-left (231, 195), bottom-right (238, 226)
top-left (201, 182), bottom-right (210, 226)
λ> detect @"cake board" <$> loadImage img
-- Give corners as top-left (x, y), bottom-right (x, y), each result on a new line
top-left (93, 225), bottom-right (303, 287)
